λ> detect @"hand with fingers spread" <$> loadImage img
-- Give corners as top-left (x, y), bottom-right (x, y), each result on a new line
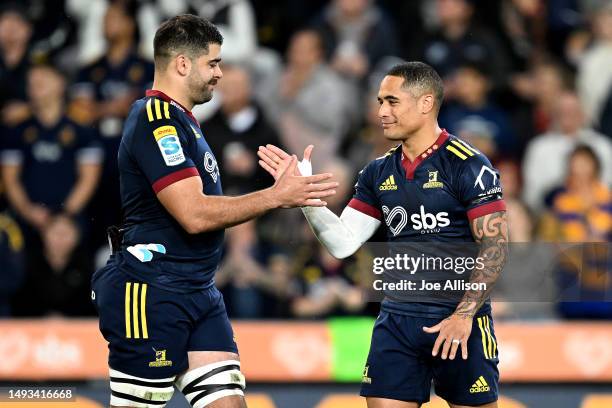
top-left (269, 154), bottom-right (337, 208)
top-left (258, 144), bottom-right (314, 179)
top-left (423, 313), bottom-right (473, 360)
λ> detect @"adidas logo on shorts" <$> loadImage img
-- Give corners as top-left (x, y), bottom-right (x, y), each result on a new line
top-left (469, 376), bottom-right (490, 393)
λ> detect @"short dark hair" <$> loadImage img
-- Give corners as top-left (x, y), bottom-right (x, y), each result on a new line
top-left (153, 14), bottom-right (223, 70)
top-left (386, 62), bottom-right (444, 112)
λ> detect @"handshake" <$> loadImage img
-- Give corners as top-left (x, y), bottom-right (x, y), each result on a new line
top-left (257, 144), bottom-right (327, 208)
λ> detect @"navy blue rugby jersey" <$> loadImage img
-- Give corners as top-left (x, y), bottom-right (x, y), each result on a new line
top-left (0, 116), bottom-right (102, 212)
top-left (111, 90), bottom-right (223, 292)
top-left (348, 130), bottom-right (506, 318)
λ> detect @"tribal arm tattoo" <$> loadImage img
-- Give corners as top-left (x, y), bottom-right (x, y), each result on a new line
top-left (454, 210), bottom-right (508, 317)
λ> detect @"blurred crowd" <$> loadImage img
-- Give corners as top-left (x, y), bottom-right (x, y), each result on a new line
top-left (0, 0), bottom-right (610, 320)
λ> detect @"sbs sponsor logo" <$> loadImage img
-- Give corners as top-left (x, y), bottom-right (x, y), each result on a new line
top-left (410, 205), bottom-right (450, 233)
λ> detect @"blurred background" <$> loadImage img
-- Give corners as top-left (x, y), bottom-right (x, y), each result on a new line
top-left (0, 0), bottom-right (610, 407)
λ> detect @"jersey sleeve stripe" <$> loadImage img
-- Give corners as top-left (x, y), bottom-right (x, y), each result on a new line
top-left (152, 167), bottom-right (200, 194)
top-left (348, 198), bottom-right (382, 220)
top-left (163, 101), bottom-right (170, 119)
top-left (467, 200), bottom-right (506, 221)
top-left (154, 99), bottom-right (162, 120)
top-left (446, 145), bottom-right (468, 160)
top-left (450, 140), bottom-right (475, 156)
top-left (456, 138), bottom-right (480, 154)
top-left (146, 99), bottom-right (154, 122)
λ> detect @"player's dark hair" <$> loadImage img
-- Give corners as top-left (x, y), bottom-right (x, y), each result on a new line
top-left (569, 144), bottom-right (601, 178)
top-left (154, 14), bottom-right (223, 70)
top-left (386, 62), bottom-right (444, 113)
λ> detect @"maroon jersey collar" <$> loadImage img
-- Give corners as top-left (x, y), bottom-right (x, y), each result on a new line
top-left (401, 129), bottom-right (449, 180)
top-left (146, 89), bottom-right (199, 126)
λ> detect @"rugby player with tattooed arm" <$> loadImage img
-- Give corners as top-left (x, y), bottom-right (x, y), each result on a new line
top-left (258, 62), bottom-right (508, 408)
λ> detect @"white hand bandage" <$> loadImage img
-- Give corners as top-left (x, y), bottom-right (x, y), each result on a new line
top-left (297, 159), bottom-right (312, 176)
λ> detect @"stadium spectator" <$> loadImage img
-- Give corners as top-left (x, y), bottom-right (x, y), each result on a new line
top-left (67, 0), bottom-right (158, 63)
top-left (491, 161), bottom-right (556, 320)
top-left (0, 211), bottom-right (24, 316)
top-left (310, 0), bottom-right (400, 81)
top-left (260, 29), bottom-right (356, 168)
top-left (0, 4), bottom-right (34, 127)
top-left (522, 91), bottom-right (612, 212)
top-left (510, 59), bottom-right (571, 143)
top-left (0, 64), bottom-right (103, 239)
top-left (418, 0), bottom-right (511, 93)
top-left (537, 145), bottom-right (612, 319)
top-left (216, 220), bottom-right (296, 318)
top-left (161, 0), bottom-right (258, 64)
top-left (497, 159), bottom-right (522, 200)
top-left (341, 90), bottom-right (398, 170)
top-left (577, 1), bottom-right (612, 130)
top-left (440, 62), bottom-right (518, 159)
top-left (12, 214), bottom-right (95, 316)
top-left (291, 243), bottom-right (365, 318)
top-left (496, 0), bottom-right (546, 71)
top-left (216, 220), bottom-right (268, 318)
top-left (203, 65), bottom-right (281, 193)
top-left (539, 145), bottom-right (611, 242)
top-left (70, 0), bottom-right (153, 247)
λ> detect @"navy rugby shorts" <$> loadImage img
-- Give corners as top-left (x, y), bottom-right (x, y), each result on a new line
top-left (360, 310), bottom-right (499, 405)
top-left (92, 263), bottom-right (237, 379)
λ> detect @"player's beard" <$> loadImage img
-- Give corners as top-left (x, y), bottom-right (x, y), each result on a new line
top-left (188, 71), bottom-right (216, 105)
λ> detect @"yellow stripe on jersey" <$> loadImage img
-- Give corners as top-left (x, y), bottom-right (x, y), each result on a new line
top-left (456, 139), bottom-right (480, 155)
top-left (140, 284), bottom-right (148, 339)
top-left (479, 376), bottom-right (488, 386)
top-left (132, 283), bottom-right (140, 339)
top-left (446, 145), bottom-right (468, 160)
top-left (476, 379), bottom-right (484, 387)
top-left (477, 317), bottom-right (489, 359)
top-left (125, 283), bottom-right (132, 338)
top-left (146, 99), bottom-right (154, 122)
top-left (154, 99), bottom-right (162, 120)
top-left (163, 101), bottom-right (170, 119)
top-left (390, 175), bottom-right (395, 185)
top-left (451, 140), bottom-right (475, 156)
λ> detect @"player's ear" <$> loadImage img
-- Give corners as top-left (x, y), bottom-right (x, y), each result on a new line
top-left (420, 94), bottom-right (435, 115)
top-left (175, 54), bottom-right (191, 77)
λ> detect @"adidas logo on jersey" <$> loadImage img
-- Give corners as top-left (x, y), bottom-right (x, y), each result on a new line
top-left (379, 175), bottom-right (398, 191)
top-left (469, 376), bottom-right (490, 393)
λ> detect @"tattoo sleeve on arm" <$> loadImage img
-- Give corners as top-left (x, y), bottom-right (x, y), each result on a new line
top-left (455, 210), bottom-right (508, 317)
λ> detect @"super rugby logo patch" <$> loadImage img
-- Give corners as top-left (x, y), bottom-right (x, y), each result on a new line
top-left (153, 125), bottom-right (185, 166)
